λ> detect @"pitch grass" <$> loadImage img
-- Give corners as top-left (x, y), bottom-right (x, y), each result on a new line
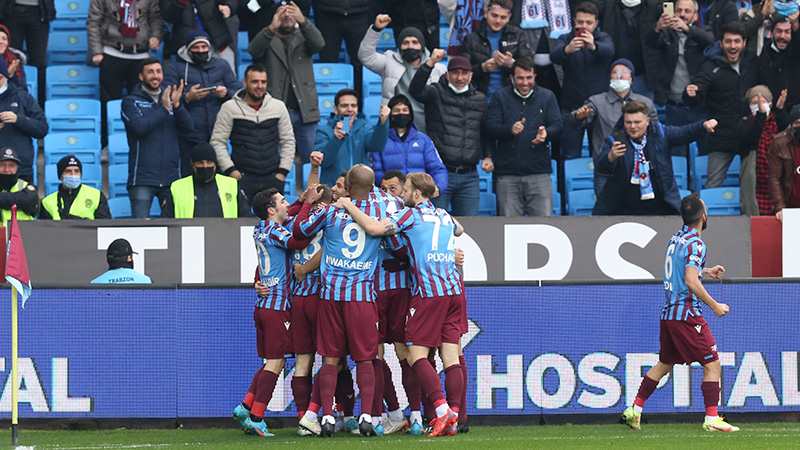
top-left (2, 422), bottom-right (800, 450)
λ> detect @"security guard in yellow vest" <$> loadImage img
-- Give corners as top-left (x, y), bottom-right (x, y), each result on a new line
top-left (40, 155), bottom-right (111, 220)
top-left (0, 147), bottom-right (38, 226)
top-left (161, 143), bottom-right (249, 218)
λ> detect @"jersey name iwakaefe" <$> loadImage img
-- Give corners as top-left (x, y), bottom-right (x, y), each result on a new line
top-left (253, 220), bottom-right (293, 311)
top-left (661, 225), bottom-right (706, 321)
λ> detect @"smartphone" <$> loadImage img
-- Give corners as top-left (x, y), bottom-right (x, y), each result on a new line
top-left (613, 130), bottom-right (627, 144)
top-left (575, 27), bottom-right (586, 37)
top-left (663, 2), bottom-right (674, 15)
top-left (339, 115), bottom-right (351, 134)
top-left (202, 86), bottom-right (219, 92)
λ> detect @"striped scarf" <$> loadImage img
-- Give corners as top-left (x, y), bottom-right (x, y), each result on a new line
top-left (630, 134), bottom-right (655, 200)
top-left (119, 0), bottom-right (138, 39)
top-left (755, 113), bottom-right (777, 215)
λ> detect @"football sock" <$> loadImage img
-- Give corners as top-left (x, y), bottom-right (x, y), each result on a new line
top-left (421, 385), bottom-right (435, 420)
top-left (319, 363), bottom-right (338, 417)
top-left (372, 359), bottom-right (385, 417)
top-left (380, 359), bottom-right (400, 412)
top-left (291, 375), bottom-right (312, 417)
top-left (304, 409), bottom-right (318, 423)
top-left (388, 409), bottom-right (404, 421)
top-left (412, 358), bottom-right (445, 405)
top-left (435, 403), bottom-right (450, 418)
top-left (400, 359), bottom-right (422, 412)
top-left (444, 364), bottom-right (465, 413)
top-left (634, 374), bottom-right (659, 411)
top-left (308, 373), bottom-right (321, 414)
top-left (410, 410), bottom-right (423, 425)
top-left (459, 354), bottom-right (468, 423)
top-left (250, 369), bottom-right (279, 418)
top-left (701, 381), bottom-right (720, 419)
top-left (243, 366), bottom-right (263, 409)
top-left (336, 368), bottom-right (355, 416)
top-left (356, 362), bottom-right (375, 418)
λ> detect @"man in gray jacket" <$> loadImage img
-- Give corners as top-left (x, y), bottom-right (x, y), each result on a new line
top-left (87, 0), bottom-right (163, 103)
top-left (358, 14), bottom-right (447, 133)
top-left (248, 2), bottom-right (324, 164)
top-left (210, 64), bottom-right (296, 204)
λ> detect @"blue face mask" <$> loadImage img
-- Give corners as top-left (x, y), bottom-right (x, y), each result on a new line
top-left (62, 175), bottom-right (81, 189)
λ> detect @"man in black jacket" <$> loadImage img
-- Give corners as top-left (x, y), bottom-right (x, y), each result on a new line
top-left (0, 58), bottom-right (47, 183)
top-left (409, 51), bottom-right (487, 216)
top-left (684, 21), bottom-right (758, 189)
top-left (646, 0), bottom-right (714, 154)
top-left (160, 0), bottom-right (238, 70)
top-left (460, 0), bottom-right (532, 102)
top-left (484, 57), bottom-right (562, 216)
top-left (758, 17), bottom-right (800, 112)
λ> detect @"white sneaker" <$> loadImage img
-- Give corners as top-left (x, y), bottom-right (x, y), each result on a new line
top-left (298, 415), bottom-right (321, 436)
top-left (382, 416), bottom-right (409, 434)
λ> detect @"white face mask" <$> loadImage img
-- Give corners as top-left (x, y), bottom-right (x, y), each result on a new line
top-left (447, 72), bottom-right (472, 94)
top-left (513, 86), bottom-right (534, 99)
top-left (621, 0), bottom-right (641, 7)
top-left (750, 102), bottom-right (771, 117)
top-left (0, 81), bottom-right (7, 96)
top-left (610, 78), bottom-right (632, 93)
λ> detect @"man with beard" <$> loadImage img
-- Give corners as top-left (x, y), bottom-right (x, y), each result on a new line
top-left (684, 22), bottom-right (758, 189)
top-left (122, 57), bottom-right (194, 218)
top-left (248, 2), bottom-right (325, 163)
top-left (211, 64), bottom-right (296, 204)
top-left (358, 14), bottom-right (447, 133)
top-left (758, 16), bottom-right (800, 112)
top-left (161, 143), bottom-right (249, 218)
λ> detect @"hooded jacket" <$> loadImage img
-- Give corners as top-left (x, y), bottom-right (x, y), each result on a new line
top-left (593, 119), bottom-right (705, 215)
top-left (0, 83), bottom-right (48, 179)
top-left (122, 84), bottom-right (195, 187)
top-left (683, 42), bottom-right (758, 154)
top-left (210, 89), bottom-right (296, 177)
top-left (315, 113), bottom-right (389, 187)
top-left (371, 124), bottom-right (448, 193)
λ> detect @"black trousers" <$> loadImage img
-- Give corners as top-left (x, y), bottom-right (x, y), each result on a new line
top-left (99, 54), bottom-right (145, 103)
top-left (313, 9), bottom-right (371, 99)
top-left (2, 6), bottom-right (48, 104)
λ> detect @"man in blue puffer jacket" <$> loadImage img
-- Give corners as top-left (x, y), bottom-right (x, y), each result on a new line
top-left (372, 94), bottom-right (447, 194)
top-left (315, 88), bottom-right (390, 187)
top-left (163, 30), bottom-right (241, 177)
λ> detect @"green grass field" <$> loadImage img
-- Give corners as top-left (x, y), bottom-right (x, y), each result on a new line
top-left (2, 422), bottom-right (800, 450)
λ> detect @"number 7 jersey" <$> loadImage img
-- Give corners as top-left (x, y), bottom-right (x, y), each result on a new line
top-left (390, 199), bottom-right (463, 298)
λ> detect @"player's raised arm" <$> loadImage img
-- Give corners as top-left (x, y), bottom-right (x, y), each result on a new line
top-left (333, 197), bottom-right (397, 236)
top-left (685, 266), bottom-right (729, 317)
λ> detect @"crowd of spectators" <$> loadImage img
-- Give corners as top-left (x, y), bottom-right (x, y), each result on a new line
top-left (2, 0), bottom-right (800, 221)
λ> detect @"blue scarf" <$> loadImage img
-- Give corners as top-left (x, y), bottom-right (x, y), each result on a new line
top-left (630, 134), bottom-right (655, 200)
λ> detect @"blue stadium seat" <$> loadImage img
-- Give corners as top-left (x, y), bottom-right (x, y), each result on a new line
top-left (51, 0), bottom-right (89, 31)
top-left (478, 163), bottom-right (492, 194)
top-left (692, 154), bottom-right (740, 192)
top-left (564, 157), bottom-right (594, 193)
top-left (567, 189), bottom-right (596, 216)
top-left (108, 164), bottom-right (128, 199)
top-left (44, 163), bottom-right (101, 195)
top-left (439, 13), bottom-right (449, 28)
top-left (237, 31), bottom-right (249, 67)
top-left (700, 187), bottom-right (740, 215)
top-left (581, 132), bottom-right (590, 158)
top-left (107, 197), bottom-right (132, 219)
top-left (47, 31), bottom-right (89, 65)
top-left (376, 28), bottom-right (396, 52)
top-left (679, 189), bottom-right (692, 198)
top-left (285, 165), bottom-right (297, 196)
top-left (363, 95), bottom-right (382, 125)
top-left (318, 94), bottom-right (336, 119)
top-left (237, 64), bottom-right (247, 80)
top-left (24, 65), bottom-right (37, 99)
top-left (43, 132), bottom-right (101, 165)
top-left (45, 65), bottom-right (100, 100)
top-left (550, 159), bottom-right (557, 196)
top-left (672, 155), bottom-right (688, 190)
top-left (478, 192), bottom-right (496, 216)
top-left (553, 193), bottom-right (561, 216)
top-left (284, 194), bottom-right (299, 205)
top-left (439, 27), bottom-right (451, 48)
top-left (302, 163), bottom-right (311, 187)
top-left (314, 63), bottom-right (354, 95)
top-left (362, 68), bottom-right (383, 99)
top-left (45, 99), bottom-right (102, 134)
top-left (106, 99), bottom-right (125, 136)
top-left (107, 134), bottom-right (129, 166)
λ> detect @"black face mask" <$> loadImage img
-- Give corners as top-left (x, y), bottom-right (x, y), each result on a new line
top-left (793, 126), bottom-right (800, 142)
top-left (190, 51), bottom-right (210, 65)
top-left (0, 173), bottom-right (16, 190)
top-left (390, 113), bottom-right (412, 129)
top-left (401, 48), bottom-right (421, 63)
top-left (194, 166), bottom-right (216, 182)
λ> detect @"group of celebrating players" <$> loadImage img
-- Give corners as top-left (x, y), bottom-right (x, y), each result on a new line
top-left (232, 151), bottom-right (469, 438)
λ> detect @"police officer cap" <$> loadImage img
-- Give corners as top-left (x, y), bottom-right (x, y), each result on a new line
top-left (107, 238), bottom-right (137, 261)
top-left (0, 147), bottom-right (21, 164)
top-left (57, 154), bottom-right (82, 178)
top-left (190, 143), bottom-right (217, 163)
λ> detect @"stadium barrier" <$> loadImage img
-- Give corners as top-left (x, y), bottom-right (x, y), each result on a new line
top-left (0, 281), bottom-right (798, 419)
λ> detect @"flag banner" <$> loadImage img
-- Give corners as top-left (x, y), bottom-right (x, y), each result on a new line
top-left (6, 205), bottom-right (31, 308)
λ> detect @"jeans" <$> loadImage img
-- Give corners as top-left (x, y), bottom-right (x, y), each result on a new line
top-left (128, 185), bottom-right (171, 218)
top-left (290, 110), bottom-right (319, 164)
top-left (432, 170), bottom-right (480, 216)
top-left (665, 102), bottom-right (708, 156)
top-left (705, 151), bottom-right (736, 189)
top-left (314, 9), bottom-right (371, 99)
top-left (495, 173), bottom-right (553, 217)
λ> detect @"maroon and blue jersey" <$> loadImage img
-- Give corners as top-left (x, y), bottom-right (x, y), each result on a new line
top-left (285, 216), bottom-right (323, 297)
top-left (389, 200), bottom-right (462, 298)
top-left (253, 220), bottom-right (293, 311)
top-left (370, 188), bottom-right (409, 291)
top-left (295, 201), bottom-right (384, 302)
top-left (661, 225), bottom-right (706, 321)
